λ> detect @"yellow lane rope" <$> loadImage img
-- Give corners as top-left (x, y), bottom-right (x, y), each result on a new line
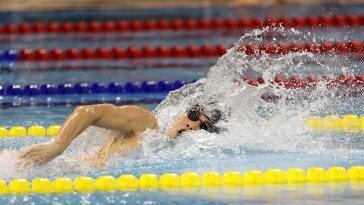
top-left (0, 166), bottom-right (363, 194)
top-left (304, 114), bottom-right (364, 132)
top-left (0, 125), bottom-right (60, 137)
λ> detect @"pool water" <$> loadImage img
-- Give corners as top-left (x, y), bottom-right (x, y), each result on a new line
top-left (0, 5), bottom-right (364, 205)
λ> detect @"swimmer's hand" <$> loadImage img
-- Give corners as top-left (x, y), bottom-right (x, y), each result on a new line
top-left (17, 140), bottom-right (65, 168)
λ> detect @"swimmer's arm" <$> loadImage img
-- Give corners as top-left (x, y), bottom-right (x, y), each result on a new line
top-left (54, 104), bottom-right (158, 151)
top-left (18, 104), bottom-right (158, 166)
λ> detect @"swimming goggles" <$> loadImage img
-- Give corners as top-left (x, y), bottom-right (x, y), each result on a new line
top-left (186, 108), bottom-right (213, 131)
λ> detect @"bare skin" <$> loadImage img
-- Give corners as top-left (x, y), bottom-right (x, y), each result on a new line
top-left (167, 112), bottom-right (210, 138)
top-left (17, 104), bottom-right (211, 168)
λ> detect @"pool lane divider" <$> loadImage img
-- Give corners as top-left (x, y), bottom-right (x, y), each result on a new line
top-left (0, 74), bottom-right (363, 108)
top-left (1, 114), bottom-right (362, 137)
top-left (0, 41), bottom-right (363, 62)
top-left (305, 114), bottom-right (364, 131)
top-left (0, 166), bottom-right (363, 194)
top-left (0, 125), bottom-right (60, 137)
top-left (0, 14), bottom-right (363, 35)
top-left (0, 98), bottom-right (164, 109)
top-left (1, 74), bottom-right (363, 97)
top-left (1, 80), bottom-right (187, 96)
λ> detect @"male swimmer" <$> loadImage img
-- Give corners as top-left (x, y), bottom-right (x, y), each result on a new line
top-left (18, 104), bottom-right (221, 168)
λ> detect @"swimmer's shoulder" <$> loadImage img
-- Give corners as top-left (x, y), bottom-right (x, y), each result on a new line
top-left (116, 105), bottom-right (159, 130)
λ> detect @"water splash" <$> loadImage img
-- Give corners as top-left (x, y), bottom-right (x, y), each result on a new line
top-left (151, 26), bottom-right (361, 159)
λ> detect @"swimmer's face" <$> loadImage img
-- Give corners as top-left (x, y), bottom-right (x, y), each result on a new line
top-left (167, 112), bottom-right (211, 138)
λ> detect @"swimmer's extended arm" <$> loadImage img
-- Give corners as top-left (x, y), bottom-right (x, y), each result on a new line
top-left (18, 104), bottom-right (158, 167)
top-left (54, 104), bottom-right (158, 150)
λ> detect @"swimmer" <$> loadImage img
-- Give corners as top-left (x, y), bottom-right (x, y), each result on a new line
top-left (17, 104), bottom-right (222, 168)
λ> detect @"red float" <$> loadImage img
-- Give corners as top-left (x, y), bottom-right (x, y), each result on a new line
top-left (50, 49), bottom-right (65, 60)
top-left (60, 22), bottom-right (75, 33)
top-left (111, 47), bottom-right (126, 59)
top-left (126, 46), bottom-right (142, 58)
top-left (141, 46), bottom-right (155, 58)
top-left (32, 23), bottom-right (46, 33)
top-left (102, 21), bottom-right (116, 32)
top-left (95, 47), bottom-right (112, 59)
top-left (81, 48), bottom-right (96, 59)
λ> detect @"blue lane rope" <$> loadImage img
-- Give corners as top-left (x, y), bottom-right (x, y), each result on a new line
top-left (0, 80), bottom-right (190, 96)
top-left (0, 50), bottom-right (18, 62)
top-left (0, 91), bottom-right (167, 109)
top-left (0, 97), bottom-right (165, 109)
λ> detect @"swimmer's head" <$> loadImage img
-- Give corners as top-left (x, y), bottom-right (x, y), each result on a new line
top-left (167, 105), bottom-right (222, 138)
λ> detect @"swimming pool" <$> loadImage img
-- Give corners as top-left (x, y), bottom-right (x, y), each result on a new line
top-left (0, 5), bottom-right (364, 205)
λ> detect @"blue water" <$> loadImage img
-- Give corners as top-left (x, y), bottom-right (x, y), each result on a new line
top-left (0, 5), bottom-right (364, 205)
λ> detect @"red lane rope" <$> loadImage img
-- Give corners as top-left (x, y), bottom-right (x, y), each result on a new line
top-left (18, 41), bottom-right (364, 61)
top-left (243, 74), bottom-right (364, 101)
top-left (243, 74), bottom-right (364, 89)
top-left (1, 14), bottom-right (363, 35)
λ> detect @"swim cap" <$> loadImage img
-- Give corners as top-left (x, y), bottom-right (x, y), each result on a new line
top-left (209, 109), bottom-right (222, 124)
top-left (189, 104), bottom-right (223, 124)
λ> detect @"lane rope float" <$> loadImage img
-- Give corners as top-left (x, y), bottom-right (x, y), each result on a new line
top-left (1, 80), bottom-right (188, 96)
top-left (0, 166), bottom-right (363, 195)
top-left (0, 125), bottom-right (60, 137)
top-left (0, 41), bottom-right (362, 62)
top-left (0, 98), bottom-right (164, 109)
top-left (0, 114), bottom-right (362, 137)
top-left (1, 74), bottom-right (363, 97)
top-left (0, 14), bottom-right (363, 35)
top-left (305, 114), bottom-right (364, 131)
top-left (244, 74), bottom-right (364, 88)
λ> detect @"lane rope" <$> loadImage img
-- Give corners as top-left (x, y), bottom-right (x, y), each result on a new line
top-left (305, 114), bottom-right (364, 131)
top-left (0, 125), bottom-right (60, 137)
top-left (0, 97), bottom-right (164, 109)
top-left (1, 74), bottom-right (363, 97)
top-left (0, 41), bottom-right (362, 62)
top-left (1, 80), bottom-right (188, 96)
top-left (0, 14), bottom-right (363, 35)
top-left (0, 166), bottom-right (363, 194)
top-left (0, 74), bottom-right (362, 108)
top-left (0, 114), bottom-right (362, 137)
top-left (244, 74), bottom-right (364, 88)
